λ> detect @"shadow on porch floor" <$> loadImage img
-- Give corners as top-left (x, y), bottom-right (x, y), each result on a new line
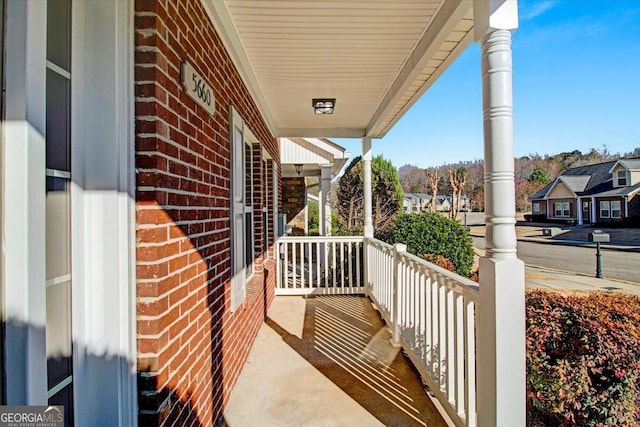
top-left (225, 295), bottom-right (448, 426)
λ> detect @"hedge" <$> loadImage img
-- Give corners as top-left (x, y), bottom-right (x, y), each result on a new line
top-left (526, 290), bottom-right (640, 426)
top-left (391, 212), bottom-right (474, 277)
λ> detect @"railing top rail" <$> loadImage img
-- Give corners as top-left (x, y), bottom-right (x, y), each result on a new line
top-left (400, 250), bottom-right (479, 299)
top-left (366, 237), bottom-right (479, 300)
top-left (277, 235), bottom-right (364, 243)
top-left (364, 237), bottom-right (393, 251)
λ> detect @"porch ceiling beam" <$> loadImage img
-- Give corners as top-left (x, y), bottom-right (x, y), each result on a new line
top-left (365, 0), bottom-right (473, 138)
top-left (277, 127), bottom-right (366, 138)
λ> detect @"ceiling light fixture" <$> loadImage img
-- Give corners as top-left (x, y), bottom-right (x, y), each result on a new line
top-left (312, 98), bottom-right (336, 115)
top-left (294, 164), bottom-right (303, 176)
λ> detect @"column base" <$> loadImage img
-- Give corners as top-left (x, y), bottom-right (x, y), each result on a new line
top-left (477, 256), bottom-right (526, 427)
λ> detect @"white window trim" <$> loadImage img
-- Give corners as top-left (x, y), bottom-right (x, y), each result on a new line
top-left (230, 107), bottom-right (258, 311)
top-left (532, 203), bottom-right (540, 213)
top-left (244, 138), bottom-right (255, 278)
top-left (262, 152), bottom-right (272, 260)
top-left (617, 170), bottom-right (627, 187)
top-left (3, 0), bottom-right (48, 404)
top-left (553, 201), bottom-right (571, 217)
top-left (610, 200), bottom-right (622, 218)
top-left (600, 201), bottom-right (610, 218)
top-left (71, 1), bottom-right (137, 424)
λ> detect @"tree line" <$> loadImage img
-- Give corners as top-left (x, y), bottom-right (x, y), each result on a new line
top-left (398, 145), bottom-right (640, 212)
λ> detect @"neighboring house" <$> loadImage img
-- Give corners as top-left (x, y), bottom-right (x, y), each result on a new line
top-left (403, 193), bottom-right (431, 213)
top-left (403, 193), bottom-right (469, 213)
top-left (529, 159), bottom-right (640, 225)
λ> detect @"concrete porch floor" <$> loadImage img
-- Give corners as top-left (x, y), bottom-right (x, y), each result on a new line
top-left (224, 295), bottom-right (448, 427)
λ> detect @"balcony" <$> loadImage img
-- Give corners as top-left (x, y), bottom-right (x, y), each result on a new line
top-left (227, 236), bottom-right (479, 426)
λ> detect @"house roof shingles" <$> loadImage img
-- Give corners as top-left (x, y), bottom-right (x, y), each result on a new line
top-left (617, 159), bottom-right (640, 170)
top-left (529, 158), bottom-right (640, 200)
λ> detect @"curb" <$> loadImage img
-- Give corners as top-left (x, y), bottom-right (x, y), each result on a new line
top-left (470, 234), bottom-right (640, 253)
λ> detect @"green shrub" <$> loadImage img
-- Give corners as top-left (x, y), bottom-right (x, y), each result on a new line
top-left (391, 212), bottom-right (474, 277)
top-left (526, 290), bottom-right (640, 426)
top-left (331, 213), bottom-right (356, 236)
top-left (308, 200), bottom-right (319, 236)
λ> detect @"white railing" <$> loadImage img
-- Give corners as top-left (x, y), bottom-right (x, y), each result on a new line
top-left (366, 238), bottom-right (479, 427)
top-left (276, 236), bottom-right (364, 295)
top-left (276, 235), bottom-right (479, 426)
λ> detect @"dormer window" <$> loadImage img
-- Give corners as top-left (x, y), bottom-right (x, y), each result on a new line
top-left (617, 170), bottom-right (627, 186)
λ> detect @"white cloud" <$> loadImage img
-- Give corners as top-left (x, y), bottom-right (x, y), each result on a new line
top-left (519, 0), bottom-right (559, 21)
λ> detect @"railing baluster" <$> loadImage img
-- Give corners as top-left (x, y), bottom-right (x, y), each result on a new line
top-left (356, 242), bottom-right (361, 288)
top-left (438, 277), bottom-right (446, 392)
top-left (324, 242), bottom-right (328, 288)
top-left (292, 241), bottom-right (297, 288)
top-left (307, 241), bottom-right (312, 289)
top-left (332, 242), bottom-right (336, 288)
top-left (456, 294), bottom-right (465, 417)
top-left (282, 241), bottom-right (288, 289)
top-left (447, 284), bottom-right (455, 403)
top-left (315, 241), bottom-right (320, 288)
top-left (466, 300), bottom-right (477, 427)
top-left (340, 242), bottom-right (345, 288)
top-left (348, 241), bottom-right (353, 290)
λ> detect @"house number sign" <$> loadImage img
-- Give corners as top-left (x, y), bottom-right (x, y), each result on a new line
top-left (181, 61), bottom-right (215, 116)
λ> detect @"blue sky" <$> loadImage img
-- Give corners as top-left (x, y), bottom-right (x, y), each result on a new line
top-left (336, 0), bottom-right (640, 169)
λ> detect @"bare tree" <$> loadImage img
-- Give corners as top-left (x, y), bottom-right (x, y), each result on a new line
top-left (448, 166), bottom-right (467, 219)
top-left (425, 168), bottom-right (440, 212)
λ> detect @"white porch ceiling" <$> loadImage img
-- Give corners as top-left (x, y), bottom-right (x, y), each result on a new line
top-left (204, 0), bottom-right (474, 139)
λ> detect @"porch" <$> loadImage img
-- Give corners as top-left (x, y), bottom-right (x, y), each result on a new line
top-left (225, 295), bottom-right (448, 427)
top-left (228, 236), bottom-right (479, 426)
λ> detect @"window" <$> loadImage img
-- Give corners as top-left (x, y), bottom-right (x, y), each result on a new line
top-left (532, 203), bottom-right (540, 213)
top-left (230, 107), bottom-right (258, 311)
top-left (554, 201), bottom-right (570, 217)
top-left (617, 170), bottom-right (627, 186)
top-left (583, 201), bottom-right (589, 211)
top-left (611, 200), bottom-right (622, 218)
top-left (244, 141), bottom-right (254, 277)
top-left (554, 203), bottom-right (562, 217)
top-left (600, 201), bottom-right (610, 218)
top-left (262, 155), bottom-right (272, 259)
top-left (46, 0), bottom-right (74, 419)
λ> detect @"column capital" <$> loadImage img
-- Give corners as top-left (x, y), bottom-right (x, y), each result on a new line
top-left (320, 164), bottom-right (333, 180)
top-left (473, 0), bottom-right (519, 42)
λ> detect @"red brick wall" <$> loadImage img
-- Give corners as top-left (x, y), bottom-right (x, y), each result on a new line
top-left (282, 177), bottom-right (306, 235)
top-left (134, 0), bottom-right (279, 425)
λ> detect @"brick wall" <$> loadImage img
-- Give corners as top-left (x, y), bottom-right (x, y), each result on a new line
top-left (282, 177), bottom-right (306, 236)
top-left (134, 0), bottom-right (278, 425)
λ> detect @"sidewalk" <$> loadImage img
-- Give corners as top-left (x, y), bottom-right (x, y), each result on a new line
top-left (525, 265), bottom-right (640, 296)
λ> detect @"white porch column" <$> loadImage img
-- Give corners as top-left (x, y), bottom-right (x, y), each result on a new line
top-left (320, 165), bottom-right (333, 236)
top-left (474, 1), bottom-right (525, 426)
top-left (591, 196), bottom-right (597, 223)
top-left (362, 137), bottom-right (374, 237)
top-left (577, 198), bottom-right (583, 225)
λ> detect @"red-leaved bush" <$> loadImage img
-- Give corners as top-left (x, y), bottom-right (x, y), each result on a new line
top-left (420, 253), bottom-right (456, 273)
top-left (526, 290), bottom-right (640, 426)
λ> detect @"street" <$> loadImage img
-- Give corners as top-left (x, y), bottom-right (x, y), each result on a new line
top-left (471, 237), bottom-right (640, 284)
